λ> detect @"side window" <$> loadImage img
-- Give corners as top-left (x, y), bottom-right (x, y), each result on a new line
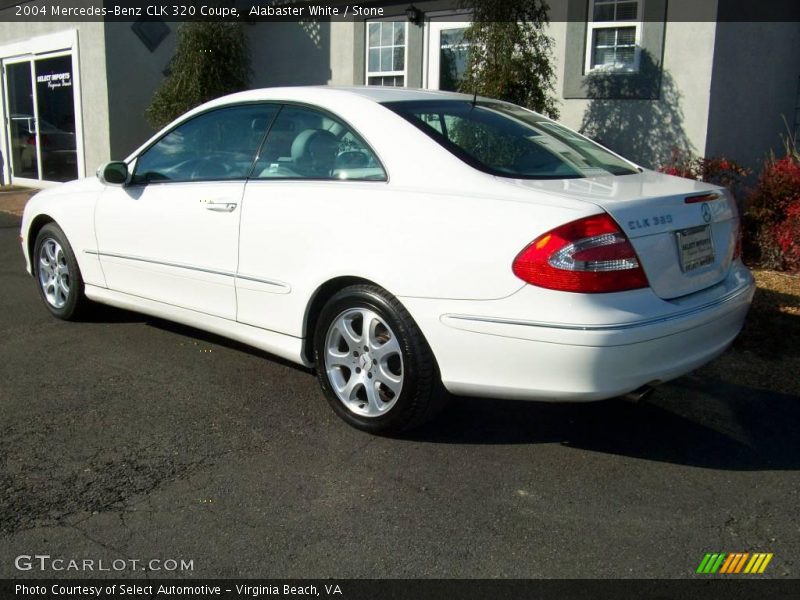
top-left (133, 104), bottom-right (278, 184)
top-left (253, 105), bottom-right (386, 181)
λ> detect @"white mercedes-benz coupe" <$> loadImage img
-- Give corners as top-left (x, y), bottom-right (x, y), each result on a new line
top-left (21, 86), bottom-right (755, 433)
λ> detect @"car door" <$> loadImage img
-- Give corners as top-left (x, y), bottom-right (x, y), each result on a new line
top-left (236, 103), bottom-right (388, 335)
top-left (95, 103), bottom-right (279, 320)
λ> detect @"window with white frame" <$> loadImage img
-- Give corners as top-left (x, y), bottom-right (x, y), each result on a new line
top-left (366, 20), bottom-right (407, 87)
top-left (585, 0), bottom-right (642, 73)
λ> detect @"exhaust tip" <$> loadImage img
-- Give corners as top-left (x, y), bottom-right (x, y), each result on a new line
top-left (622, 385), bottom-right (655, 403)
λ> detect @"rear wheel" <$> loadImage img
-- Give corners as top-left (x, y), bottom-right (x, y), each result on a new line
top-left (314, 285), bottom-right (445, 434)
top-left (33, 223), bottom-right (87, 320)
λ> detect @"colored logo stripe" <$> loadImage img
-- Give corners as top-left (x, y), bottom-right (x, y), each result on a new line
top-left (697, 553), bottom-right (726, 573)
top-left (697, 552), bottom-right (773, 574)
top-left (719, 553), bottom-right (737, 573)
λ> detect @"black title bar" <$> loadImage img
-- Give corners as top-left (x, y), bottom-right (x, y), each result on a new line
top-left (3, 579), bottom-right (800, 600)
top-left (0, 0), bottom-right (799, 22)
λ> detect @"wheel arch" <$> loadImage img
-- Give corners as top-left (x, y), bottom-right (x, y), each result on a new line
top-left (302, 276), bottom-right (376, 365)
top-left (27, 214), bottom-right (57, 266)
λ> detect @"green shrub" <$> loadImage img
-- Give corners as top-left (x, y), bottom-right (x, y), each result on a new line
top-left (458, 0), bottom-right (559, 119)
top-left (146, 22), bottom-right (251, 130)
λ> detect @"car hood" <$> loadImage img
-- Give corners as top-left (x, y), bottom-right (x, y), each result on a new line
top-left (32, 176), bottom-right (105, 200)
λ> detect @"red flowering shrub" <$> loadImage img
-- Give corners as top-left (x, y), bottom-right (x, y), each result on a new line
top-left (661, 148), bottom-right (800, 272)
top-left (774, 202), bottom-right (800, 272)
top-left (658, 151), bottom-right (750, 200)
top-left (746, 154), bottom-right (800, 272)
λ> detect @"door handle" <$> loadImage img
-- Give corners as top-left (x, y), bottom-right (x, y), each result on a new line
top-left (201, 200), bottom-right (237, 212)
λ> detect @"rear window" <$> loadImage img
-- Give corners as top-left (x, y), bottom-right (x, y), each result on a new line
top-left (383, 100), bottom-right (639, 179)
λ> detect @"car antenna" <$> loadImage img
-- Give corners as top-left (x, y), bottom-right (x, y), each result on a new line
top-left (471, 56), bottom-right (479, 107)
top-left (468, 24), bottom-right (479, 108)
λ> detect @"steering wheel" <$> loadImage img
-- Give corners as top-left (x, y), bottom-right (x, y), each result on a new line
top-left (184, 157), bottom-right (233, 180)
top-left (336, 150), bottom-right (368, 168)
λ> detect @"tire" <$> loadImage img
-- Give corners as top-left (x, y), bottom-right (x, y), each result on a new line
top-left (314, 284), bottom-right (446, 434)
top-left (33, 223), bottom-right (87, 320)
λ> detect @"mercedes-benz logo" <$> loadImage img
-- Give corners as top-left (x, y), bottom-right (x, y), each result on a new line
top-left (701, 203), bottom-right (712, 223)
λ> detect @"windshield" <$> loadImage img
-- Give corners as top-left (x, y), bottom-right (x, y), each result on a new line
top-left (383, 100), bottom-right (639, 179)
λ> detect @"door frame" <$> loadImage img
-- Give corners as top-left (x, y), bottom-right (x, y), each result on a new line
top-left (0, 29), bottom-right (84, 187)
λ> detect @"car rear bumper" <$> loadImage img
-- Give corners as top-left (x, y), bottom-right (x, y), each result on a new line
top-left (400, 262), bottom-right (755, 401)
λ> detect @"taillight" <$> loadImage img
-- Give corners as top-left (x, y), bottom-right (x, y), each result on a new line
top-left (512, 213), bottom-right (649, 293)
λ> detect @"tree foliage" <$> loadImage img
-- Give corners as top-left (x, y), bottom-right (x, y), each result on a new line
top-left (146, 22), bottom-right (251, 130)
top-left (458, 0), bottom-right (559, 119)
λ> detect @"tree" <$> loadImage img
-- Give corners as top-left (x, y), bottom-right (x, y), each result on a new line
top-left (146, 22), bottom-right (251, 129)
top-left (458, 0), bottom-right (559, 119)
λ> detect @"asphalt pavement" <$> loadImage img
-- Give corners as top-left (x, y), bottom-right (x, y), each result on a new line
top-left (1, 211), bottom-right (798, 579)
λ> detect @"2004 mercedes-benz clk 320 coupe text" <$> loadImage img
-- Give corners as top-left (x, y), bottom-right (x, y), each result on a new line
top-left (21, 87), bottom-right (755, 433)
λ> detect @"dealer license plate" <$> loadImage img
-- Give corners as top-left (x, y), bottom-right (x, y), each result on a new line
top-left (676, 225), bottom-right (715, 272)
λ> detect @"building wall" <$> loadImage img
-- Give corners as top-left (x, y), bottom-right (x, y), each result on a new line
top-left (328, 0), bottom-right (720, 170)
top-left (103, 22), bottom-right (178, 160)
top-left (104, 20), bottom-right (339, 161)
top-left (706, 21), bottom-right (800, 169)
top-left (552, 0), bottom-right (719, 169)
top-left (248, 21), bottom-right (333, 88)
top-left (328, 21), bottom-right (356, 85)
top-left (0, 21), bottom-right (110, 180)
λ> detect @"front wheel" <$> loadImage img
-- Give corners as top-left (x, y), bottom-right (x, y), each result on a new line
top-left (33, 223), bottom-right (87, 320)
top-left (314, 285), bottom-right (445, 434)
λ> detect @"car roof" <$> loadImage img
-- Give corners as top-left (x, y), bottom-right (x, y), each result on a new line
top-left (214, 85), bottom-right (490, 106)
top-left (130, 86), bottom-right (512, 162)
top-left (323, 86), bottom-right (481, 103)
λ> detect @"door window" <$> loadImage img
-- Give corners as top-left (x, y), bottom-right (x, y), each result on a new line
top-left (34, 56), bottom-right (78, 182)
top-left (133, 104), bottom-right (278, 184)
top-left (426, 21), bottom-right (472, 92)
top-left (437, 27), bottom-right (470, 92)
top-left (252, 105), bottom-right (386, 181)
top-left (6, 62), bottom-right (37, 179)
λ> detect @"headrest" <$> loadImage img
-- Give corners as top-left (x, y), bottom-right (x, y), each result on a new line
top-left (291, 129), bottom-right (339, 176)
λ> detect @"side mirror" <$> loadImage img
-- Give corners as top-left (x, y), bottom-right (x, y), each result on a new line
top-left (97, 161), bottom-right (129, 186)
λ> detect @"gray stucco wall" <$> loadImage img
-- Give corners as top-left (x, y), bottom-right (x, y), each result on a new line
top-left (248, 21), bottom-right (332, 88)
top-left (561, 0), bottom-right (668, 100)
top-left (553, 0), bottom-right (719, 169)
top-left (0, 21), bottom-right (110, 179)
top-left (103, 21), bottom-right (177, 160)
top-left (104, 20), bottom-right (338, 162)
top-left (705, 21), bottom-right (800, 170)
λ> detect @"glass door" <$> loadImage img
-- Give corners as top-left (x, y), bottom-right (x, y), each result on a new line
top-left (3, 53), bottom-right (78, 183)
top-left (5, 60), bottom-right (38, 180)
top-left (425, 21), bottom-right (472, 92)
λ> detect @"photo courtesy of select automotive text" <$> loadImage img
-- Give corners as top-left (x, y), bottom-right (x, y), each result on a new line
top-left (0, 0), bottom-right (799, 598)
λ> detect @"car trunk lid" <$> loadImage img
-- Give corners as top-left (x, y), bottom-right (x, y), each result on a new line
top-left (502, 170), bottom-right (739, 300)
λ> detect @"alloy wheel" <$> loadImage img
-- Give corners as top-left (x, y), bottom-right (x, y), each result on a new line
top-left (324, 307), bottom-right (404, 417)
top-left (38, 238), bottom-right (70, 309)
